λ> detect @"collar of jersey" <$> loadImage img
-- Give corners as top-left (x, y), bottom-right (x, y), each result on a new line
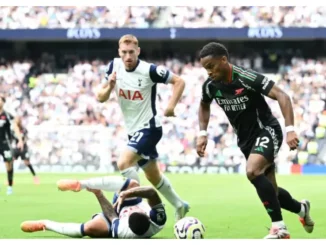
top-left (125, 59), bottom-right (140, 72)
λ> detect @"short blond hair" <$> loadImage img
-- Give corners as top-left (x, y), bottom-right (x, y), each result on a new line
top-left (119, 34), bottom-right (139, 46)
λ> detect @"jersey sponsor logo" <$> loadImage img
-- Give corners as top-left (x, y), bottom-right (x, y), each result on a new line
top-left (216, 95), bottom-right (249, 112)
top-left (118, 89), bottom-right (144, 101)
top-left (156, 66), bottom-right (167, 78)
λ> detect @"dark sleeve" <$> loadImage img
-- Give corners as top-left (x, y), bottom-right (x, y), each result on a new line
top-left (201, 79), bottom-right (213, 104)
top-left (237, 69), bottom-right (275, 96)
top-left (104, 61), bottom-right (114, 80)
top-left (149, 64), bottom-right (173, 84)
top-left (149, 203), bottom-right (167, 226)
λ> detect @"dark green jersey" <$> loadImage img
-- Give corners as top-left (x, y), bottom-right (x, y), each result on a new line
top-left (201, 65), bottom-right (281, 150)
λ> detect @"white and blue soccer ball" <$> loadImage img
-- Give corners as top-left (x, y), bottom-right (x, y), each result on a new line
top-left (174, 217), bottom-right (206, 239)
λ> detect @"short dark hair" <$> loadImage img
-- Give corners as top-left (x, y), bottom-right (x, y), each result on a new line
top-left (199, 42), bottom-right (229, 60)
top-left (128, 212), bottom-right (150, 236)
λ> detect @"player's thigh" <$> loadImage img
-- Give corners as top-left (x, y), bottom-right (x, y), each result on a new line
top-left (246, 129), bottom-right (278, 179)
top-left (84, 214), bottom-right (112, 238)
top-left (128, 127), bottom-right (162, 167)
top-left (117, 148), bottom-right (143, 170)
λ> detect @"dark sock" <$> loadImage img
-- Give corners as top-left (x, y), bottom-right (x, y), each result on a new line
top-left (27, 164), bottom-right (36, 176)
top-left (250, 174), bottom-right (283, 222)
top-left (7, 169), bottom-right (14, 186)
top-left (278, 187), bottom-right (302, 214)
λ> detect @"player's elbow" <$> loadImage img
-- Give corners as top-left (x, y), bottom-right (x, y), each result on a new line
top-left (175, 77), bottom-right (185, 89)
top-left (96, 92), bottom-right (107, 103)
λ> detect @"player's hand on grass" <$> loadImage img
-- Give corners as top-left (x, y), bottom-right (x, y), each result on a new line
top-left (287, 131), bottom-right (299, 151)
top-left (196, 136), bottom-right (208, 157)
top-left (86, 187), bottom-right (103, 196)
top-left (113, 190), bottom-right (129, 212)
top-left (164, 106), bottom-right (176, 117)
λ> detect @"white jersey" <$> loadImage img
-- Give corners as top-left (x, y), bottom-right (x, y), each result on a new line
top-left (104, 58), bottom-right (173, 135)
top-left (111, 202), bottom-right (166, 239)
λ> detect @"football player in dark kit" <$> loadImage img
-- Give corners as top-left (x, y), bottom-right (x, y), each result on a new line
top-left (0, 96), bottom-right (24, 195)
top-left (13, 116), bottom-right (39, 185)
top-left (196, 42), bottom-right (314, 239)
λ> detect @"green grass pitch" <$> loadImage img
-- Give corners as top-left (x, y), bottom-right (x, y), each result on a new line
top-left (0, 173), bottom-right (325, 239)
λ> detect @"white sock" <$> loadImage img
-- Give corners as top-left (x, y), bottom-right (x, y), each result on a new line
top-left (44, 221), bottom-right (83, 238)
top-left (155, 175), bottom-right (183, 209)
top-left (120, 167), bottom-right (140, 183)
top-left (298, 203), bottom-right (306, 218)
top-left (80, 176), bottom-right (127, 192)
top-left (272, 221), bottom-right (286, 228)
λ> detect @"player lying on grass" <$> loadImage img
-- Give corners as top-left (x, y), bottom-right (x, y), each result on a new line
top-left (21, 177), bottom-right (167, 238)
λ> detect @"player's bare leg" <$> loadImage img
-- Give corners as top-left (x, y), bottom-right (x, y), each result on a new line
top-left (57, 175), bottom-right (139, 193)
top-left (246, 154), bottom-right (290, 239)
top-left (266, 166), bottom-right (314, 233)
top-left (143, 159), bottom-right (189, 221)
top-left (24, 159), bottom-right (39, 184)
top-left (21, 215), bottom-right (110, 238)
top-left (5, 160), bottom-right (14, 195)
top-left (117, 148), bottom-right (142, 183)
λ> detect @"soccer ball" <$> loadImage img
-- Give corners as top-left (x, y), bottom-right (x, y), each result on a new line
top-left (174, 217), bottom-right (205, 239)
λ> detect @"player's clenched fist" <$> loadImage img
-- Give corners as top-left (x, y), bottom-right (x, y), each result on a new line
top-left (196, 136), bottom-right (208, 157)
top-left (107, 71), bottom-right (117, 90)
top-left (164, 106), bottom-right (176, 117)
top-left (287, 131), bottom-right (299, 151)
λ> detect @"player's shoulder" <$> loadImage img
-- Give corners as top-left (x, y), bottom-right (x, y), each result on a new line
top-left (202, 77), bottom-right (213, 91)
top-left (232, 65), bottom-right (261, 81)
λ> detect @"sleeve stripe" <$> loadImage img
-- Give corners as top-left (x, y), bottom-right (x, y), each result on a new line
top-left (164, 71), bottom-right (173, 84)
top-left (233, 66), bottom-right (257, 81)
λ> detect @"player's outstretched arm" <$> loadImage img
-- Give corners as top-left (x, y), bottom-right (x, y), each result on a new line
top-left (87, 188), bottom-right (118, 222)
top-left (267, 84), bottom-right (299, 150)
top-left (115, 186), bottom-right (162, 211)
top-left (165, 75), bottom-right (185, 117)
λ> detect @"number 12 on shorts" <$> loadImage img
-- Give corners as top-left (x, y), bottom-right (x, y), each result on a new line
top-left (255, 136), bottom-right (269, 148)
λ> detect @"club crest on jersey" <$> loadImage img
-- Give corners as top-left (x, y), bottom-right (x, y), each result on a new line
top-left (235, 88), bottom-right (244, 95)
top-left (119, 89), bottom-right (143, 101)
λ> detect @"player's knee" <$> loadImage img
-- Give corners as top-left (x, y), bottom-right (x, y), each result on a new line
top-left (246, 167), bottom-right (264, 180)
top-left (83, 221), bottom-right (106, 238)
top-left (127, 179), bottom-right (140, 189)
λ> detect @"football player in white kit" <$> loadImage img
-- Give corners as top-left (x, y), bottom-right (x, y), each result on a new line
top-left (21, 176), bottom-right (167, 239)
top-left (96, 34), bottom-right (189, 221)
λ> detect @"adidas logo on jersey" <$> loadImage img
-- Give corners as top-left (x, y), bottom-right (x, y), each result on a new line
top-left (119, 89), bottom-right (144, 100)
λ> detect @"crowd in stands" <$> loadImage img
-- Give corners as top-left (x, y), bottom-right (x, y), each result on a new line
top-left (1, 6), bottom-right (326, 29)
top-left (0, 6), bottom-right (163, 29)
top-left (1, 53), bottom-right (325, 167)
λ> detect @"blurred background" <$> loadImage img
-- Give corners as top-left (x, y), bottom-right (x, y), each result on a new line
top-left (1, 6), bottom-right (326, 175)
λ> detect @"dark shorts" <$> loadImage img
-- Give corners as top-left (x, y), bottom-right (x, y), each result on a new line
top-left (241, 126), bottom-right (283, 163)
top-left (0, 143), bottom-right (13, 162)
top-left (13, 146), bottom-right (29, 160)
top-left (127, 127), bottom-right (162, 168)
